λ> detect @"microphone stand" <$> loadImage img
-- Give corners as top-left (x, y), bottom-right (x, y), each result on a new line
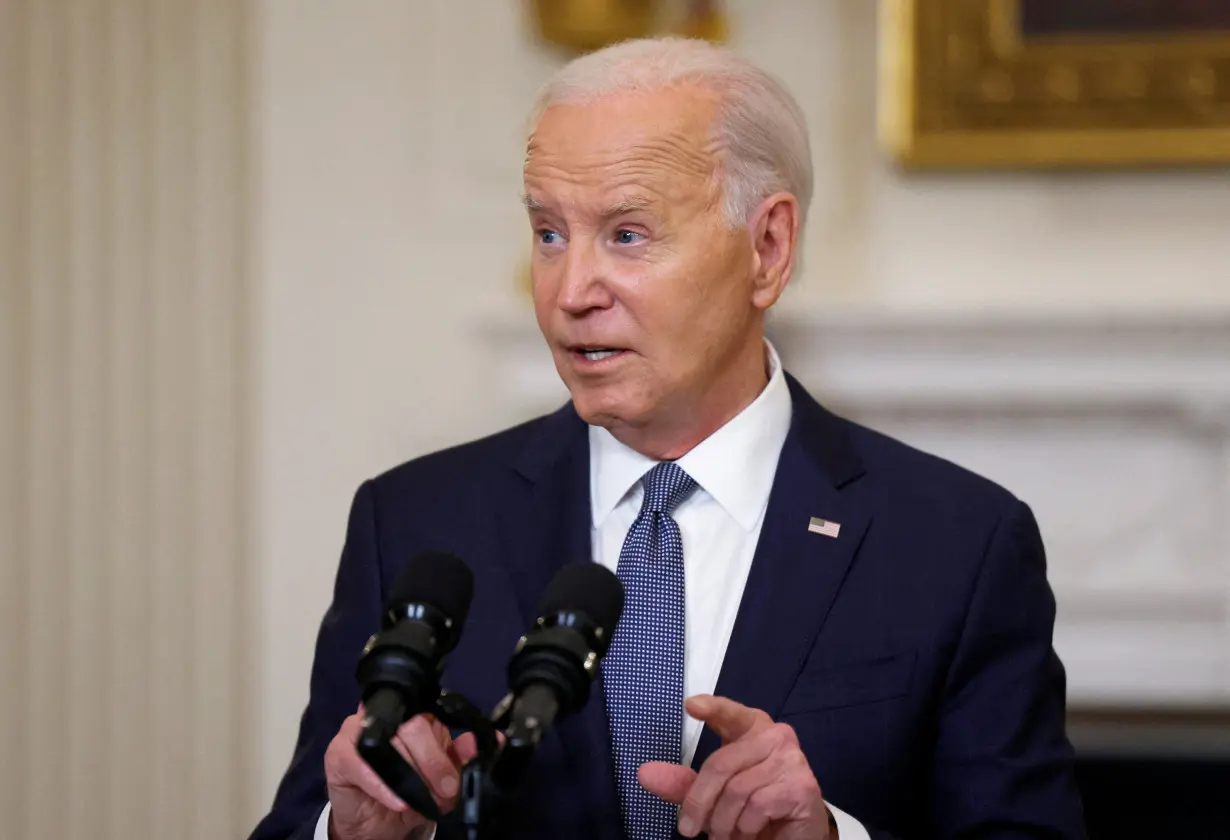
top-left (455, 691), bottom-right (539, 840)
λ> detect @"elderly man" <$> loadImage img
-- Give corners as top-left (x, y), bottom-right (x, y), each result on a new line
top-left (249, 37), bottom-right (1085, 840)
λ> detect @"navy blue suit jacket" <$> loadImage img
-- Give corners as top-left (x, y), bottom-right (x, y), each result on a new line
top-left (249, 375), bottom-right (1086, 839)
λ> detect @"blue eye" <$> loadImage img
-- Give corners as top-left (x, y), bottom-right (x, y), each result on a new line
top-left (615, 230), bottom-right (644, 244)
top-left (538, 229), bottom-right (560, 245)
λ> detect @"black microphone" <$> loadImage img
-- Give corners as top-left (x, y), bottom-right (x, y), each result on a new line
top-left (355, 550), bottom-right (474, 819)
top-left (489, 562), bottom-right (624, 788)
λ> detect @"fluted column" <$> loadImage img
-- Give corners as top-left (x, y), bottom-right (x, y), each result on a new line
top-left (0, 1), bottom-right (252, 837)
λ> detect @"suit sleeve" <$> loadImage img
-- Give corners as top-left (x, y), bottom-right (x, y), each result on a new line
top-left (246, 480), bottom-right (386, 840)
top-left (927, 500), bottom-right (1087, 839)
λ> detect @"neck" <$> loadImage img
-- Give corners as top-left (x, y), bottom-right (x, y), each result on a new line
top-left (609, 336), bottom-right (770, 461)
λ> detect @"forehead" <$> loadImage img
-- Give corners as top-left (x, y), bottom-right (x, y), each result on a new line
top-left (524, 87), bottom-right (721, 204)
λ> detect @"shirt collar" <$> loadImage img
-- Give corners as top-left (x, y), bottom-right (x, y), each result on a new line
top-left (589, 340), bottom-right (793, 532)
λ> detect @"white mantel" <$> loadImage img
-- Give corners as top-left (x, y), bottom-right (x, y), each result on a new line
top-left (479, 307), bottom-right (1230, 709)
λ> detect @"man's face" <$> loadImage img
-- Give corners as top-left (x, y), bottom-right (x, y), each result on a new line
top-left (524, 86), bottom-right (762, 436)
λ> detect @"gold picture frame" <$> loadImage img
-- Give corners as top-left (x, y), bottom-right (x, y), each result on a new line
top-left (878, 0), bottom-right (1230, 169)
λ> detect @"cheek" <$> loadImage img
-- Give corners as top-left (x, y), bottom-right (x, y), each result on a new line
top-left (626, 289), bottom-right (721, 383)
top-left (663, 279), bottom-right (750, 370)
top-left (664, 255), bottom-right (742, 333)
top-left (530, 265), bottom-right (559, 316)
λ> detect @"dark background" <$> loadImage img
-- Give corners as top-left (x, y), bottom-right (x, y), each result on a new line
top-left (1067, 712), bottom-right (1230, 839)
top-left (1076, 756), bottom-right (1230, 839)
top-left (1021, 0), bottom-right (1230, 35)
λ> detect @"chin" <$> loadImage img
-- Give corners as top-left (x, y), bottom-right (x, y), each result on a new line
top-left (568, 385), bottom-right (646, 430)
top-left (569, 392), bottom-right (622, 427)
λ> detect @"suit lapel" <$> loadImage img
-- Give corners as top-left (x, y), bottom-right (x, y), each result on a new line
top-left (500, 403), bottom-right (592, 628)
top-left (497, 403), bottom-right (623, 834)
top-left (692, 376), bottom-right (872, 770)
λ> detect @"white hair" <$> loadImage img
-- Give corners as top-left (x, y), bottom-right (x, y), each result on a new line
top-left (527, 37), bottom-right (814, 235)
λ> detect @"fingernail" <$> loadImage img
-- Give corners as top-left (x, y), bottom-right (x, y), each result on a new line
top-left (678, 815), bottom-right (696, 837)
top-left (440, 775), bottom-right (458, 798)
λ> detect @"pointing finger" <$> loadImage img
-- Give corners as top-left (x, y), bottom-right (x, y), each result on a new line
top-left (686, 695), bottom-right (772, 744)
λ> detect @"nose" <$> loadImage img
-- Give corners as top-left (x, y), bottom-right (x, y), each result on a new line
top-left (556, 236), bottom-right (612, 316)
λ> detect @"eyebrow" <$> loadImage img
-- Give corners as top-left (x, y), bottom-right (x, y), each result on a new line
top-left (600, 197), bottom-right (655, 218)
top-left (520, 194), bottom-right (657, 218)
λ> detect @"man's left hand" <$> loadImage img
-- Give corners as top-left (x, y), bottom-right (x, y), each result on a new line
top-left (639, 695), bottom-right (833, 840)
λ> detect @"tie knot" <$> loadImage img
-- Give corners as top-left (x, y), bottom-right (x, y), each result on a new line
top-left (639, 462), bottom-right (697, 516)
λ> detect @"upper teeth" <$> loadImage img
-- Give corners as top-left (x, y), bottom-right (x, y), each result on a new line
top-left (583, 349), bottom-right (619, 361)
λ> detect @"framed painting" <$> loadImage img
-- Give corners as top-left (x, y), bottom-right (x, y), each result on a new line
top-left (878, 0), bottom-right (1230, 169)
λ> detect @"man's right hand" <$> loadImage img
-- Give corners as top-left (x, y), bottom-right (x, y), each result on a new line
top-left (324, 707), bottom-right (480, 840)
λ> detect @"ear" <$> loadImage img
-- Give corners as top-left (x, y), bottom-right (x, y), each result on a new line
top-left (747, 192), bottom-right (800, 310)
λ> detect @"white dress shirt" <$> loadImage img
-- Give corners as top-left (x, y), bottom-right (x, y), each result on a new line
top-left (589, 341), bottom-right (792, 769)
top-left (588, 340), bottom-right (868, 840)
top-left (316, 340), bottom-right (868, 840)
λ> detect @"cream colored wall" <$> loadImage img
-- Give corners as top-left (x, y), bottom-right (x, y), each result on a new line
top-left (252, 0), bottom-right (549, 807)
top-left (252, 0), bottom-right (1230, 815)
top-left (2, 1), bottom-right (251, 838)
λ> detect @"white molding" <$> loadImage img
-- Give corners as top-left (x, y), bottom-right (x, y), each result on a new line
top-left (766, 309), bottom-right (1230, 421)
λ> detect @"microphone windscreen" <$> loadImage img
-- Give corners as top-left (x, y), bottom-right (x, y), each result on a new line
top-left (389, 551), bottom-right (475, 626)
top-left (536, 563), bottom-right (625, 648)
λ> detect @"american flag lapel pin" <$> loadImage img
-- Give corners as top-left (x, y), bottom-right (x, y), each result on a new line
top-left (808, 517), bottom-right (841, 538)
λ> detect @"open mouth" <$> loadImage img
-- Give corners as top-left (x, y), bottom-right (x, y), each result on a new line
top-left (569, 345), bottom-right (629, 364)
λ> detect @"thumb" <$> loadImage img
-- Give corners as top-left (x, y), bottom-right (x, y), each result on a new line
top-left (453, 732), bottom-right (477, 766)
top-left (453, 730), bottom-right (506, 766)
top-left (638, 762), bottom-right (697, 805)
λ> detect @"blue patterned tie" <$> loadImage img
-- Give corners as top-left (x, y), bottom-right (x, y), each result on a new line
top-left (603, 462), bottom-right (698, 840)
